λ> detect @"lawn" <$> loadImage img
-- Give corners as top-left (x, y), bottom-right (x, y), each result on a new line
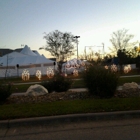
top-left (0, 97), bottom-right (140, 120)
top-left (0, 74), bottom-right (140, 121)
top-left (10, 76), bottom-right (140, 93)
top-left (119, 76), bottom-right (140, 85)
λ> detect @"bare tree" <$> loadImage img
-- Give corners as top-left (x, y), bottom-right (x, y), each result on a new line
top-left (109, 29), bottom-right (139, 73)
top-left (42, 30), bottom-right (76, 61)
top-left (109, 29), bottom-right (137, 54)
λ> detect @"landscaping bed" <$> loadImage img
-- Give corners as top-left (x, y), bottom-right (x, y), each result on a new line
top-left (6, 91), bottom-right (89, 104)
top-left (5, 89), bottom-right (140, 104)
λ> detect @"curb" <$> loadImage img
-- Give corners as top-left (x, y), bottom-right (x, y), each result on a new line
top-left (1, 110), bottom-right (140, 128)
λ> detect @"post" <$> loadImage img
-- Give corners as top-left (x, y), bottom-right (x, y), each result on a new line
top-left (16, 64), bottom-right (19, 77)
top-left (85, 46), bottom-right (87, 60)
top-left (74, 36), bottom-right (80, 59)
top-left (53, 62), bottom-right (56, 75)
top-left (102, 43), bottom-right (105, 58)
top-left (5, 54), bottom-right (8, 79)
top-left (77, 41), bottom-right (78, 59)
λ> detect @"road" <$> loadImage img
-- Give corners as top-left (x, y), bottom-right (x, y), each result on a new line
top-left (1, 118), bottom-right (140, 140)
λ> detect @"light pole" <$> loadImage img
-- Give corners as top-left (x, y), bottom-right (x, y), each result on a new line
top-left (74, 36), bottom-right (80, 59)
top-left (85, 44), bottom-right (105, 60)
top-left (102, 43), bottom-right (105, 58)
top-left (85, 46), bottom-right (95, 60)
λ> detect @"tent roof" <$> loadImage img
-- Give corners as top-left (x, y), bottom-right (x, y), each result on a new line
top-left (7, 55), bottom-right (54, 66)
top-left (33, 50), bottom-right (41, 56)
top-left (20, 45), bottom-right (37, 56)
top-left (2, 51), bottom-right (26, 58)
top-left (0, 47), bottom-right (55, 66)
top-left (0, 52), bottom-right (26, 66)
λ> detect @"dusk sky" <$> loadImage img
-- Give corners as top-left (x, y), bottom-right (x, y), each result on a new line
top-left (0, 0), bottom-right (140, 58)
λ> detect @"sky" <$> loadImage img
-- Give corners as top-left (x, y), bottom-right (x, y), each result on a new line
top-left (0, 0), bottom-right (140, 58)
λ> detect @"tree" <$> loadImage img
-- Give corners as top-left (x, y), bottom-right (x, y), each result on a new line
top-left (134, 43), bottom-right (140, 57)
top-left (42, 30), bottom-right (77, 61)
top-left (109, 28), bottom-right (137, 54)
top-left (109, 29), bottom-right (138, 72)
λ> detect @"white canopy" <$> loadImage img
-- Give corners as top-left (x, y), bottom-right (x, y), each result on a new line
top-left (20, 45), bottom-right (37, 56)
top-left (33, 50), bottom-right (41, 56)
top-left (0, 46), bottom-right (54, 66)
top-left (0, 45), bottom-right (57, 77)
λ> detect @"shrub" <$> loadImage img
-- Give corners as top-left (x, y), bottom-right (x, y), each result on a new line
top-left (53, 74), bottom-right (72, 92)
top-left (0, 82), bottom-right (13, 104)
top-left (82, 65), bottom-right (119, 98)
top-left (41, 74), bottom-right (72, 93)
top-left (41, 80), bottom-right (54, 93)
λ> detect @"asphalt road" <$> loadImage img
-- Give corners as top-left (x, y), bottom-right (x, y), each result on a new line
top-left (1, 118), bottom-right (140, 140)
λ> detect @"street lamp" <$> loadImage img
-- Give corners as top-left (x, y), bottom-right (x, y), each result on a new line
top-left (74, 36), bottom-right (80, 59)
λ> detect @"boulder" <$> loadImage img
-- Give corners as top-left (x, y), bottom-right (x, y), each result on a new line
top-left (122, 82), bottom-right (139, 90)
top-left (26, 84), bottom-right (48, 96)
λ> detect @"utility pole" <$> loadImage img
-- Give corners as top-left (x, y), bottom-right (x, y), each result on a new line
top-left (102, 43), bottom-right (105, 58)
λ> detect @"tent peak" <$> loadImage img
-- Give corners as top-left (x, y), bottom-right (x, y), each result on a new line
top-left (20, 45), bottom-right (37, 56)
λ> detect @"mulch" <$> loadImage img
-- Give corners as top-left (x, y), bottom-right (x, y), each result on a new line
top-left (4, 89), bottom-right (140, 104)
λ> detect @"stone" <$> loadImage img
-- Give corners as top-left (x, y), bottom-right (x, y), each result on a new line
top-left (122, 82), bottom-right (139, 90)
top-left (25, 84), bottom-right (48, 96)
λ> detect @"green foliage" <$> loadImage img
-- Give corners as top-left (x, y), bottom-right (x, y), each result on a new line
top-left (0, 82), bottom-right (12, 104)
top-left (82, 65), bottom-right (119, 98)
top-left (41, 74), bottom-right (72, 93)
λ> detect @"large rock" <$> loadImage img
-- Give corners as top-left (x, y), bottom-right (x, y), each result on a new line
top-left (26, 84), bottom-right (48, 96)
top-left (122, 82), bottom-right (139, 90)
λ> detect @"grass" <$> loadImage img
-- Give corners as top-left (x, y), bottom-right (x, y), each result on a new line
top-left (72, 76), bottom-right (140, 88)
top-left (119, 77), bottom-right (140, 85)
top-left (0, 74), bottom-right (82, 84)
top-left (0, 73), bottom-right (140, 120)
top-left (0, 97), bottom-right (140, 120)
top-left (12, 84), bottom-right (33, 93)
top-left (10, 76), bottom-right (140, 93)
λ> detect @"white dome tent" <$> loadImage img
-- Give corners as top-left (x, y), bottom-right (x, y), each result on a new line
top-left (0, 45), bottom-right (57, 78)
top-left (62, 58), bottom-right (86, 74)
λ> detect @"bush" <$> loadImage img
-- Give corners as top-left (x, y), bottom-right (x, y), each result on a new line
top-left (41, 74), bottom-right (72, 93)
top-left (82, 65), bottom-right (119, 98)
top-left (41, 80), bottom-right (54, 93)
top-left (53, 74), bottom-right (72, 92)
top-left (0, 82), bottom-right (13, 104)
